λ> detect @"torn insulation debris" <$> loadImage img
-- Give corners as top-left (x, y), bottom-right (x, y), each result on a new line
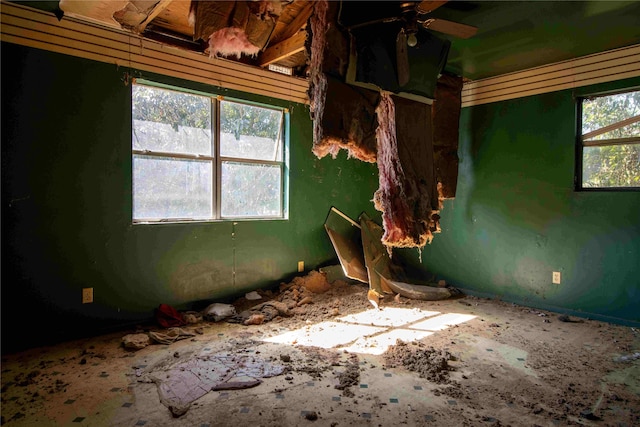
top-left (306, 0), bottom-right (463, 250)
top-left (374, 92), bottom-right (441, 249)
top-left (189, 0), bottom-right (281, 59)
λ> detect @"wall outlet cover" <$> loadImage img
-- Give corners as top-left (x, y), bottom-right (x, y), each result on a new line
top-left (552, 272), bottom-right (561, 284)
top-left (82, 288), bottom-right (93, 304)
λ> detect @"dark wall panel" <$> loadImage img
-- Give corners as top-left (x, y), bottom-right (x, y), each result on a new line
top-left (410, 77), bottom-right (640, 325)
top-left (1, 42), bottom-right (380, 352)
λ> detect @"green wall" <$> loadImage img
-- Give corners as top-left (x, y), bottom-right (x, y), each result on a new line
top-left (1, 42), bottom-right (380, 353)
top-left (3, 41), bottom-right (638, 355)
top-left (413, 77), bottom-right (640, 325)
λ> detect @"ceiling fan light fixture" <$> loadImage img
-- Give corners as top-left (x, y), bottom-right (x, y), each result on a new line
top-left (407, 32), bottom-right (418, 47)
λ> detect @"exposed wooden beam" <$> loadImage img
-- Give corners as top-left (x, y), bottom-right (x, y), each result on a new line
top-left (137, 0), bottom-right (173, 33)
top-left (113, 0), bottom-right (173, 33)
top-left (270, 1), bottom-right (313, 45)
top-left (0, 2), bottom-right (310, 104)
top-left (258, 30), bottom-right (307, 67)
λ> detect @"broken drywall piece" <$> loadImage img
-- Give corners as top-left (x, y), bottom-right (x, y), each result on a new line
top-left (323, 207), bottom-right (368, 283)
top-left (359, 211), bottom-right (396, 296)
top-left (324, 207), bottom-right (460, 304)
top-left (380, 275), bottom-right (457, 301)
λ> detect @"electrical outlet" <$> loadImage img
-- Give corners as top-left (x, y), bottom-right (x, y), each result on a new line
top-left (82, 287), bottom-right (93, 304)
top-left (552, 271), bottom-right (561, 284)
top-left (298, 261), bottom-right (304, 272)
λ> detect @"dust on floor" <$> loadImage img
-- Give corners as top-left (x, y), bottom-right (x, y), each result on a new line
top-left (1, 274), bottom-right (639, 426)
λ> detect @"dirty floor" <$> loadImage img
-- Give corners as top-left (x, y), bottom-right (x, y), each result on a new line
top-left (2, 276), bottom-right (639, 427)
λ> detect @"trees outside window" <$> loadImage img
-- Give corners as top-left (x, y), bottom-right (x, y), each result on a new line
top-left (132, 82), bottom-right (286, 222)
top-left (579, 89), bottom-right (640, 189)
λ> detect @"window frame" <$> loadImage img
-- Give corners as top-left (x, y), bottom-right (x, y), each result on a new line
top-left (575, 87), bottom-right (640, 192)
top-left (131, 79), bottom-right (289, 223)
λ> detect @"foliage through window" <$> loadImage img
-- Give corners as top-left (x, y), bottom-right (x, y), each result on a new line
top-left (579, 89), bottom-right (640, 189)
top-left (132, 82), bottom-right (286, 222)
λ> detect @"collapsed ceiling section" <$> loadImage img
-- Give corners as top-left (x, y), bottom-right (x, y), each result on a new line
top-left (57, 0), bottom-right (464, 250)
top-left (58, 0), bottom-right (312, 74)
top-left (188, 0), bottom-right (282, 58)
top-left (307, 0), bottom-right (463, 250)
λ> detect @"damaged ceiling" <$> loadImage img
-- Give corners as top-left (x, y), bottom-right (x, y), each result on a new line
top-left (52, 0), bottom-right (640, 81)
top-left (58, 0), bottom-right (314, 76)
top-left (25, 0), bottom-right (640, 249)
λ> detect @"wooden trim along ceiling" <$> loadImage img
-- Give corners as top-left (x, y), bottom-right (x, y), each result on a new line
top-left (0, 1), bottom-right (310, 105)
top-left (1, 1), bottom-right (639, 109)
top-left (462, 44), bottom-right (640, 108)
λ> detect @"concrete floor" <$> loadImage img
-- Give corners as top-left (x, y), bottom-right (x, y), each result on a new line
top-left (1, 283), bottom-right (639, 427)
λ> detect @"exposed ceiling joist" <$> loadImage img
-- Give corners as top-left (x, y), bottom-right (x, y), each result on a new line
top-left (258, 30), bottom-right (307, 67)
top-left (137, 0), bottom-right (174, 33)
top-left (269, 1), bottom-right (313, 45)
top-left (113, 0), bottom-right (174, 33)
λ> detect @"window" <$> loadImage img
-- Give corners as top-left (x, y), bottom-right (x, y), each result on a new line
top-left (578, 88), bottom-right (640, 189)
top-left (132, 82), bottom-right (287, 222)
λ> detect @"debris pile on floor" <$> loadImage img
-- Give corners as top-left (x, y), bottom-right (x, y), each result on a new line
top-left (334, 353), bottom-right (360, 397)
top-left (229, 269), bottom-right (342, 325)
top-left (383, 340), bottom-right (455, 384)
top-left (121, 269), bottom-right (368, 351)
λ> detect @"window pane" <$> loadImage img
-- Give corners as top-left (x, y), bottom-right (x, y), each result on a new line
top-left (582, 145), bottom-right (640, 188)
top-left (133, 155), bottom-right (212, 220)
top-left (582, 90), bottom-right (640, 140)
top-left (220, 101), bottom-right (283, 161)
top-left (221, 162), bottom-right (282, 217)
top-left (132, 85), bottom-right (212, 155)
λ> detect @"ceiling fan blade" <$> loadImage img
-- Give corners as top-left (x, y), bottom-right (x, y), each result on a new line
top-left (416, 0), bottom-right (448, 14)
top-left (396, 29), bottom-right (410, 86)
top-left (343, 16), bottom-right (401, 31)
top-left (422, 18), bottom-right (478, 39)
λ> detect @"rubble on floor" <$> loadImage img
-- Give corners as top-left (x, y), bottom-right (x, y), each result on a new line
top-left (229, 269), bottom-right (339, 325)
top-left (383, 340), bottom-right (455, 384)
top-left (121, 269), bottom-right (361, 351)
top-left (2, 288), bottom-right (639, 427)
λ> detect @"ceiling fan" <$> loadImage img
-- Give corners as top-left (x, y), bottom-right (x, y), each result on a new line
top-left (341, 1), bottom-right (478, 39)
top-left (339, 1), bottom-right (478, 87)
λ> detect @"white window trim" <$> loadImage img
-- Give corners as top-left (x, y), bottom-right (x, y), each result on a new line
top-left (132, 80), bottom-right (288, 223)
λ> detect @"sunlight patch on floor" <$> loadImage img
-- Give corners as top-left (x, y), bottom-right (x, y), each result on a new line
top-left (338, 307), bottom-right (440, 327)
top-left (341, 329), bottom-right (435, 355)
top-left (262, 308), bottom-right (476, 354)
top-left (263, 321), bottom-right (386, 348)
top-left (409, 313), bottom-right (477, 331)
